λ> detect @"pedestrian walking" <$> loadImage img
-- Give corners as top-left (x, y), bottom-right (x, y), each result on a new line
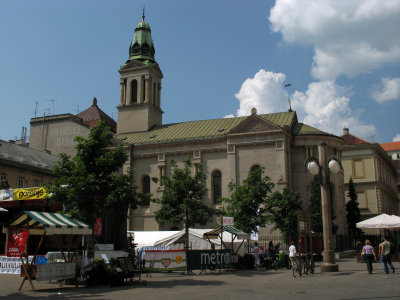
top-left (289, 241), bottom-right (297, 269)
top-left (361, 240), bottom-right (376, 274)
top-left (253, 242), bottom-right (260, 268)
top-left (378, 236), bottom-right (395, 274)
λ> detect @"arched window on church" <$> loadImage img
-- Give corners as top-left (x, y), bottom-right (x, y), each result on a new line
top-left (212, 170), bottom-right (222, 204)
top-left (153, 82), bottom-right (157, 105)
top-left (250, 164), bottom-right (262, 181)
top-left (142, 175), bottom-right (151, 206)
top-left (130, 79), bottom-right (138, 103)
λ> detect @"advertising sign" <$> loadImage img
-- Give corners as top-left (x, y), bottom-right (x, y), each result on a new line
top-left (0, 256), bottom-right (34, 274)
top-left (186, 250), bottom-right (232, 270)
top-left (13, 187), bottom-right (49, 201)
top-left (94, 217), bottom-right (102, 236)
top-left (144, 250), bottom-right (186, 271)
top-left (0, 189), bottom-right (13, 201)
top-left (7, 228), bottom-right (29, 257)
top-left (223, 216), bottom-right (234, 226)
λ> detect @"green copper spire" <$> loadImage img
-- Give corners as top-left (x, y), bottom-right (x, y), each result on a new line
top-left (127, 13), bottom-right (156, 64)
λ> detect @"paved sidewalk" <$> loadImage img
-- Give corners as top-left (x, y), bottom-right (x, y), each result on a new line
top-left (0, 258), bottom-right (399, 300)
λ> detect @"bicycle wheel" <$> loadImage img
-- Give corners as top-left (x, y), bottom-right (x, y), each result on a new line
top-left (272, 260), bottom-right (278, 270)
top-left (310, 260), bottom-right (315, 274)
top-left (293, 264), bottom-right (302, 278)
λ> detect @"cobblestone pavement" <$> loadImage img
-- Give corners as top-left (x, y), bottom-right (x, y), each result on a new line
top-left (0, 258), bottom-right (399, 300)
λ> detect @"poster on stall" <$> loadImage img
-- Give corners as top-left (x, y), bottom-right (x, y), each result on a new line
top-left (35, 263), bottom-right (75, 281)
top-left (0, 256), bottom-right (32, 274)
top-left (7, 228), bottom-right (29, 257)
top-left (144, 250), bottom-right (186, 271)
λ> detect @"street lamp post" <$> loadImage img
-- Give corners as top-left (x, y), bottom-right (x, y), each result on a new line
top-left (306, 141), bottom-right (340, 272)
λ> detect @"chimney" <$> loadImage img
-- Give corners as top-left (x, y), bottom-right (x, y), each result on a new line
top-left (343, 127), bottom-right (349, 135)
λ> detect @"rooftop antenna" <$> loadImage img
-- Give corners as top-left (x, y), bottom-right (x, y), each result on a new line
top-left (44, 108), bottom-right (51, 116)
top-left (369, 135), bottom-right (376, 143)
top-left (284, 83), bottom-right (292, 112)
top-left (47, 99), bottom-right (57, 115)
top-left (34, 101), bottom-right (39, 118)
top-left (75, 104), bottom-right (81, 114)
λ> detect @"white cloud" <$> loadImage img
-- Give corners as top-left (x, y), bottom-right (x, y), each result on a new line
top-left (269, 0), bottom-right (400, 80)
top-left (292, 80), bottom-right (377, 138)
top-left (234, 71), bottom-right (377, 138)
top-left (393, 134), bottom-right (400, 142)
top-left (371, 77), bottom-right (400, 103)
top-left (234, 70), bottom-right (288, 116)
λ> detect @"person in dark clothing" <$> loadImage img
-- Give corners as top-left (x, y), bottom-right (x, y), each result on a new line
top-left (361, 240), bottom-right (376, 274)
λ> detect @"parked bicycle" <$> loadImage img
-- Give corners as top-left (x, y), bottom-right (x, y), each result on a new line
top-left (292, 255), bottom-right (303, 278)
top-left (302, 253), bottom-right (315, 275)
top-left (292, 253), bottom-right (315, 277)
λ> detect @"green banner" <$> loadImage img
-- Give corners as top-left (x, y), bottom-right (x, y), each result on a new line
top-left (186, 250), bottom-right (232, 270)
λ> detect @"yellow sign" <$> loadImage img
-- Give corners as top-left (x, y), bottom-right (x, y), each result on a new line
top-left (13, 187), bottom-right (49, 201)
top-left (175, 255), bottom-right (183, 264)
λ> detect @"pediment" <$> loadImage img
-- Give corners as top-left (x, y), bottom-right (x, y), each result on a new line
top-left (229, 115), bottom-right (282, 134)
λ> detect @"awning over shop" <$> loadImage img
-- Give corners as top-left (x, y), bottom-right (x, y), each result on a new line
top-left (7, 210), bottom-right (92, 235)
top-left (203, 225), bottom-right (249, 240)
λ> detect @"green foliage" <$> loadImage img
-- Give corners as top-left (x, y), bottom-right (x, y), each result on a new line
top-left (346, 177), bottom-right (362, 240)
top-left (223, 167), bottom-right (274, 234)
top-left (46, 121), bottom-right (139, 228)
top-left (265, 187), bottom-right (302, 243)
top-left (309, 175), bottom-right (323, 233)
top-left (152, 157), bottom-right (214, 229)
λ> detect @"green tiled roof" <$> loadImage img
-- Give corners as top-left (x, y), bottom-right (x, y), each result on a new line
top-left (118, 111), bottom-right (297, 145)
top-left (292, 123), bottom-right (334, 136)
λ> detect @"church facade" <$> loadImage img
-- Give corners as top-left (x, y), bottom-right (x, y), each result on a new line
top-left (116, 16), bottom-right (347, 237)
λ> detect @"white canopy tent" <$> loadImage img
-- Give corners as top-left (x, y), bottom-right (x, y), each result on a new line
top-left (127, 230), bottom-right (179, 249)
top-left (356, 214), bottom-right (400, 229)
top-left (153, 228), bottom-right (246, 254)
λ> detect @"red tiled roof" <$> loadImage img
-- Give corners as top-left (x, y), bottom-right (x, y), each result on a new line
top-left (380, 141), bottom-right (400, 151)
top-left (76, 98), bottom-right (116, 132)
top-left (341, 133), bottom-right (372, 145)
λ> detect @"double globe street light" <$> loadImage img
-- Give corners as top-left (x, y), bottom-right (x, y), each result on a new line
top-left (305, 141), bottom-right (341, 272)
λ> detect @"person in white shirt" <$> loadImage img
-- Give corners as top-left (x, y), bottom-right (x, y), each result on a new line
top-left (288, 241), bottom-right (297, 269)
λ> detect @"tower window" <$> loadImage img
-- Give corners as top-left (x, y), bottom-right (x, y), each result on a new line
top-left (212, 170), bottom-right (222, 204)
top-left (142, 175), bottom-right (151, 206)
top-left (130, 80), bottom-right (138, 103)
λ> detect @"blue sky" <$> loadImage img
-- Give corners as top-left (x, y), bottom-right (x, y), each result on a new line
top-left (1, 0), bottom-right (399, 143)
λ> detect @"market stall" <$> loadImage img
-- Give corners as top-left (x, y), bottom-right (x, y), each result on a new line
top-left (3, 210), bottom-right (91, 291)
top-left (203, 225), bottom-right (249, 255)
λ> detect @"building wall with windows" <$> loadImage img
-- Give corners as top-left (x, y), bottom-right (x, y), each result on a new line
top-left (0, 139), bottom-right (58, 189)
top-left (341, 129), bottom-right (399, 219)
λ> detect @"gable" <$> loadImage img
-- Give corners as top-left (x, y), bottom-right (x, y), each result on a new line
top-left (229, 114), bottom-right (282, 134)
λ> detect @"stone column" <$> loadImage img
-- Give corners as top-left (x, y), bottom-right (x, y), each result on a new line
top-left (145, 77), bottom-right (151, 103)
top-left (319, 141), bottom-right (339, 272)
top-left (120, 79), bottom-right (125, 105)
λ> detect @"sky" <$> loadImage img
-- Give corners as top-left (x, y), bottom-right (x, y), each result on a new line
top-left (0, 0), bottom-right (399, 143)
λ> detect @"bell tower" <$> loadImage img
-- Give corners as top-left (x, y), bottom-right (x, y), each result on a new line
top-left (117, 13), bottom-right (163, 134)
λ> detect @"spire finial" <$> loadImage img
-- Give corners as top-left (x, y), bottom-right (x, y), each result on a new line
top-left (142, 6), bottom-right (145, 21)
top-left (284, 83), bottom-right (293, 112)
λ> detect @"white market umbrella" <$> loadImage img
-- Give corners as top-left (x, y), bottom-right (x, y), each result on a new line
top-left (356, 213), bottom-right (400, 229)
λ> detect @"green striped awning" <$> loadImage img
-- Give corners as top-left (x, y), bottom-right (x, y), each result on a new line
top-left (8, 211), bottom-right (92, 235)
top-left (203, 225), bottom-right (249, 240)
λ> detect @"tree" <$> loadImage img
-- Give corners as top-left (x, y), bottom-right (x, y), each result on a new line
top-left (346, 177), bottom-right (362, 240)
top-left (46, 121), bottom-right (139, 249)
top-left (309, 175), bottom-right (323, 233)
top-left (152, 157), bottom-right (214, 249)
top-left (265, 187), bottom-right (302, 243)
top-left (223, 167), bottom-right (274, 234)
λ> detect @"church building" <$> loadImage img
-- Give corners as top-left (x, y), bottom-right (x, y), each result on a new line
top-left (116, 15), bottom-right (347, 238)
